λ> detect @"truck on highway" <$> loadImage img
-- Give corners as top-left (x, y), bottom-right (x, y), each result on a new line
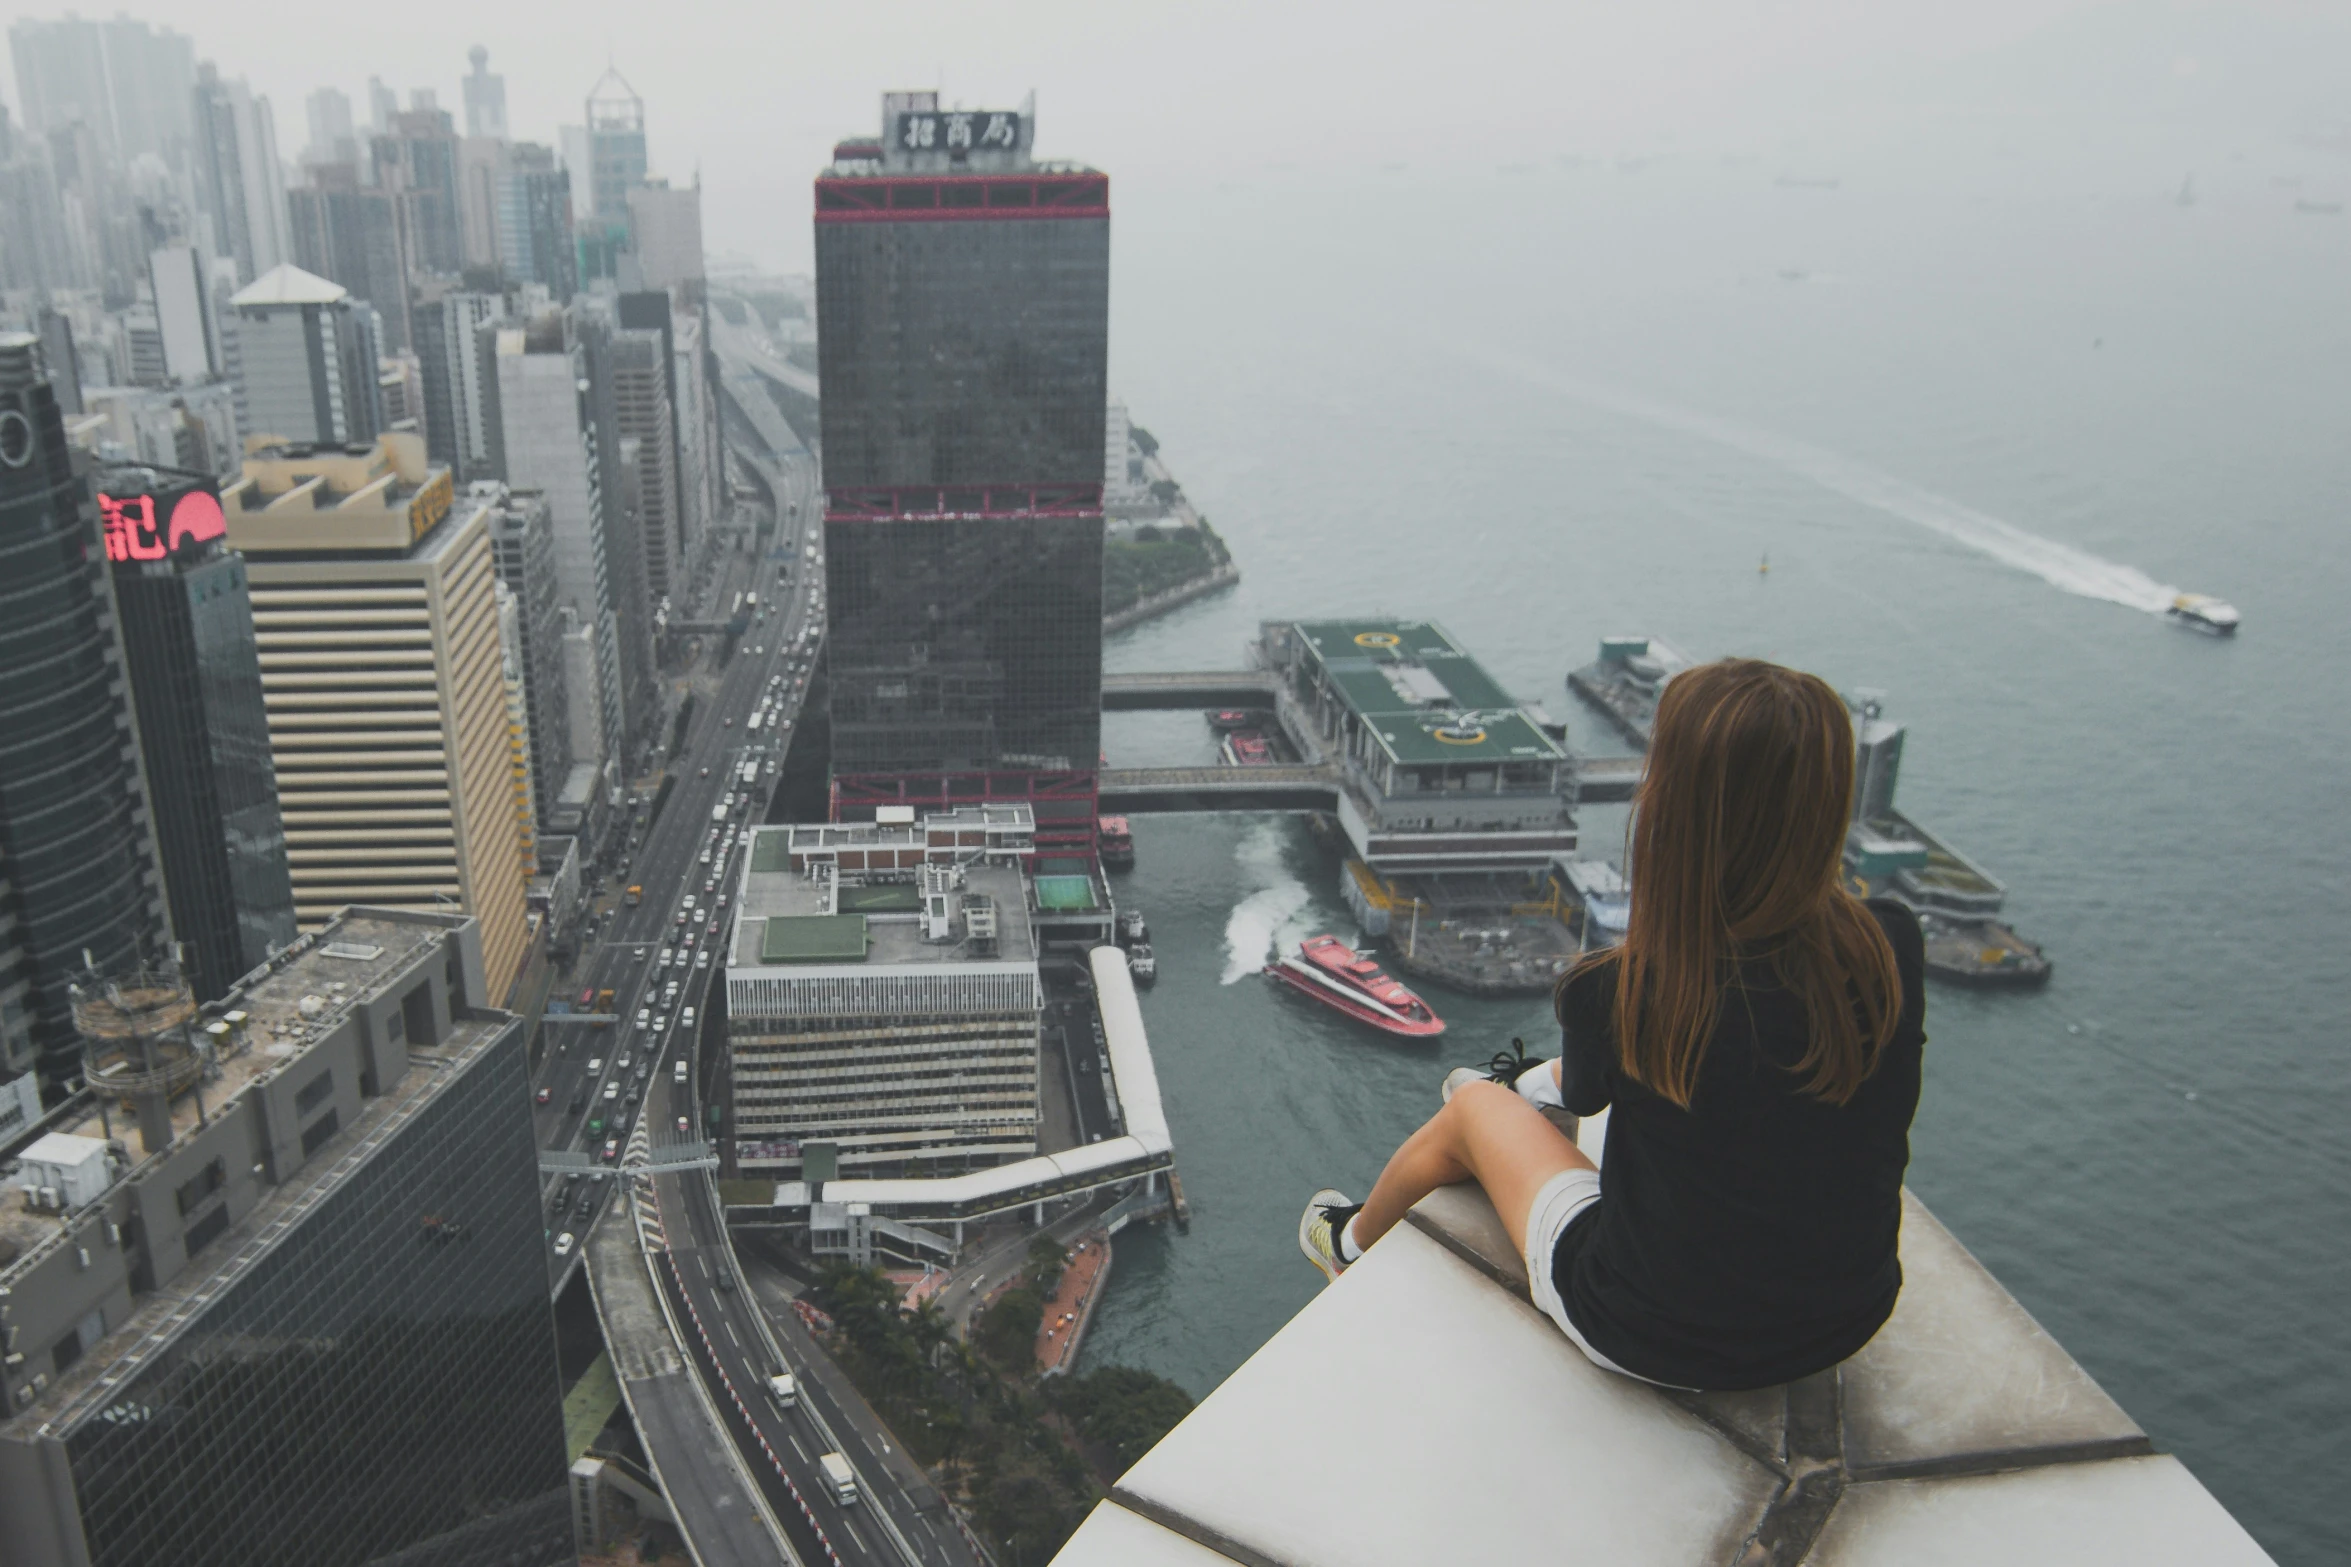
top-left (711, 802), bottom-right (728, 823)
top-left (818, 1451), bottom-right (858, 1506)
top-left (625, 885), bottom-right (642, 906)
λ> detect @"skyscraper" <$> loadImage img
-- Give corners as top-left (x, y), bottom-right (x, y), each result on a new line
top-left (6, 15), bottom-right (196, 166)
top-left (286, 165), bottom-right (414, 352)
top-left (463, 45), bottom-right (509, 140)
top-left (609, 325), bottom-right (679, 606)
top-left (99, 464), bottom-right (298, 1002)
top-left (495, 142), bottom-right (577, 299)
top-left (625, 178), bottom-right (703, 291)
top-left (577, 70), bottom-right (644, 283)
top-left (191, 62), bottom-right (290, 283)
top-left (414, 287), bottom-right (498, 480)
top-left (0, 334), bottom-right (172, 1086)
top-left (0, 908), bottom-right (574, 1567)
top-left (220, 434), bottom-right (530, 1003)
top-left (147, 243), bottom-right (220, 383)
top-left (369, 107), bottom-right (462, 278)
top-left (228, 263), bottom-right (380, 446)
top-left (303, 85), bottom-right (355, 166)
top-left (814, 92), bottom-right (1108, 852)
top-left (482, 316), bottom-right (631, 764)
top-left (483, 484), bottom-right (572, 833)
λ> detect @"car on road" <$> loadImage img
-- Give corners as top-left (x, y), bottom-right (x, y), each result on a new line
top-left (717, 893), bottom-right (729, 907)
top-left (723, 717), bottom-right (733, 726)
top-left (535, 1086), bottom-right (551, 1104)
top-left (555, 1232), bottom-right (575, 1257)
top-left (615, 1052), bottom-right (631, 1072)
top-left (696, 950), bottom-right (710, 969)
top-left (677, 1116), bottom-right (690, 1134)
top-left (602, 1139), bottom-right (620, 1162)
top-left (587, 1057), bottom-right (604, 1074)
top-left (569, 1089), bottom-right (586, 1113)
top-left (700, 765), bottom-right (709, 777)
top-left (715, 1268), bottom-right (736, 1293)
top-left (677, 909), bottom-right (689, 924)
top-left (636, 946), bottom-right (649, 962)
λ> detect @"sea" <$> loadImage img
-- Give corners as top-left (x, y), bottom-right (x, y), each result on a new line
top-left (1071, 133), bottom-right (2350, 1564)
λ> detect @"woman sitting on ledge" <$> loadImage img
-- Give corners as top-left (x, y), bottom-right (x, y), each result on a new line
top-left (1301, 659), bottom-right (1926, 1391)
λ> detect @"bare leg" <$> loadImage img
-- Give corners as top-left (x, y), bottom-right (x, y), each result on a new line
top-left (1354, 1080), bottom-right (1594, 1260)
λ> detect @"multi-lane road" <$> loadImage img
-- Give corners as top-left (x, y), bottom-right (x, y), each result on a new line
top-left (528, 464), bottom-right (985, 1567)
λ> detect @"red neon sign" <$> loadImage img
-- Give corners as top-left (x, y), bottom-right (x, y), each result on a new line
top-left (99, 488), bottom-right (226, 564)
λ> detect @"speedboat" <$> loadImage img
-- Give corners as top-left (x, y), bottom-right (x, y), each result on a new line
top-left (1116, 908), bottom-right (1148, 946)
top-left (1264, 935), bottom-right (1445, 1038)
top-left (1126, 943), bottom-right (1157, 984)
top-left (2166, 594), bottom-right (2239, 636)
top-left (1207, 708), bottom-right (1257, 732)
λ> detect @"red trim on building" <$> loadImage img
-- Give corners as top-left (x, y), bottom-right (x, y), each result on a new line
top-left (814, 173), bottom-right (1109, 224)
top-left (823, 483), bottom-right (1104, 523)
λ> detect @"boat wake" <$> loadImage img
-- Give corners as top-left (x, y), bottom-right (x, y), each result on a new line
top-left (1221, 823), bottom-right (1319, 984)
top-left (1457, 343), bottom-right (2183, 615)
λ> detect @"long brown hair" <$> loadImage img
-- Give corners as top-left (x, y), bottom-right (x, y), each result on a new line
top-left (1561, 659), bottom-right (1902, 1107)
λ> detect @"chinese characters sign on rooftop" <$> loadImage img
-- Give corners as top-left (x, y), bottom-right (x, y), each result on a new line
top-left (99, 486), bottom-right (226, 564)
top-left (894, 110), bottom-right (1021, 156)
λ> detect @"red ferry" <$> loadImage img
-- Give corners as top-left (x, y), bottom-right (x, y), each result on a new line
top-left (1098, 815), bottom-right (1134, 868)
top-left (1220, 731), bottom-right (1274, 766)
top-left (1264, 936), bottom-right (1446, 1038)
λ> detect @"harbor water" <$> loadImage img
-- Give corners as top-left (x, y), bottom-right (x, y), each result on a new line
top-left (1076, 136), bottom-right (2348, 1563)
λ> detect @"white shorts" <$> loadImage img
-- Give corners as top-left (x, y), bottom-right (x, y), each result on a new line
top-left (1523, 1167), bottom-right (1684, 1388)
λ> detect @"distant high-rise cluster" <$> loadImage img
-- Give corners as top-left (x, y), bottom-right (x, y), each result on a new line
top-left (0, 19), bottom-right (721, 1103)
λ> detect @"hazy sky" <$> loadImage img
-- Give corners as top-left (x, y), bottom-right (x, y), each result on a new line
top-left (4, 0), bottom-right (2343, 269)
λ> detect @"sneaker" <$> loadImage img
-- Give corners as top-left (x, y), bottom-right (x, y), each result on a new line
top-left (1297, 1188), bottom-right (1360, 1282)
top-left (1442, 1037), bottom-right (1539, 1104)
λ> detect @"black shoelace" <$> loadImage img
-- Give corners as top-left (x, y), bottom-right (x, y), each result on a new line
top-left (1480, 1037), bottom-right (1535, 1086)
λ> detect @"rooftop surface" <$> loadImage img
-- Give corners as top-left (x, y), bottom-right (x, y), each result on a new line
top-left (229, 262), bottom-right (347, 308)
top-left (0, 916), bottom-right (446, 1262)
top-left (1288, 619), bottom-right (1565, 769)
top-left (5, 929), bottom-right (509, 1433)
top-left (732, 860), bottom-right (1036, 969)
top-left (1051, 1110), bottom-right (2274, 1567)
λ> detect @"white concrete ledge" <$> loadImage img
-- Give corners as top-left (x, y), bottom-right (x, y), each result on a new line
top-left (1052, 1182), bottom-right (2274, 1566)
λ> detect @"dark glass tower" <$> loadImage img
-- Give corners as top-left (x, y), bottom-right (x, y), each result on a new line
top-left (55, 1036), bottom-right (571, 1567)
top-left (814, 93), bottom-right (1108, 849)
top-left (0, 333), bottom-right (168, 1087)
top-left (102, 465), bottom-right (297, 1002)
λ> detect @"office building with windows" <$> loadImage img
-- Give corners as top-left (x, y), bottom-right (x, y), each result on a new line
top-left (725, 806), bottom-right (1042, 1180)
top-left (228, 264), bottom-right (380, 446)
top-left (414, 287), bottom-right (498, 482)
top-left (191, 62), bottom-right (290, 284)
top-left (101, 465), bottom-right (298, 1004)
top-left (482, 315), bottom-right (632, 763)
top-left (814, 92), bottom-right (1108, 855)
top-left (220, 434), bottom-right (529, 1003)
top-left (0, 335), bottom-right (171, 1088)
top-left (483, 483), bottom-right (573, 833)
top-left (286, 167), bottom-right (415, 353)
top-left (0, 908), bottom-right (575, 1567)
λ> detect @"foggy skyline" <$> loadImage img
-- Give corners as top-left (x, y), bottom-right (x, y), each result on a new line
top-left (2, 0), bottom-right (2345, 272)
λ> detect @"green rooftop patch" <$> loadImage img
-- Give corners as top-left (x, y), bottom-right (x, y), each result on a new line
top-left (759, 913), bottom-right (870, 963)
top-left (750, 828), bottom-right (792, 873)
top-left (1034, 875), bottom-right (1099, 911)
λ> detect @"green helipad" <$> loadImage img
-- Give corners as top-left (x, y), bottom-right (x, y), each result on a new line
top-left (1289, 619), bottom-right (1566, 769)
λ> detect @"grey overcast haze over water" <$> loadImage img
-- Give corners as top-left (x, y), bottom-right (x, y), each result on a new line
top-left (9, 0), bottom-right (2347, 1559)
top-left (1082, 112), bottom-right (2349, 1567)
